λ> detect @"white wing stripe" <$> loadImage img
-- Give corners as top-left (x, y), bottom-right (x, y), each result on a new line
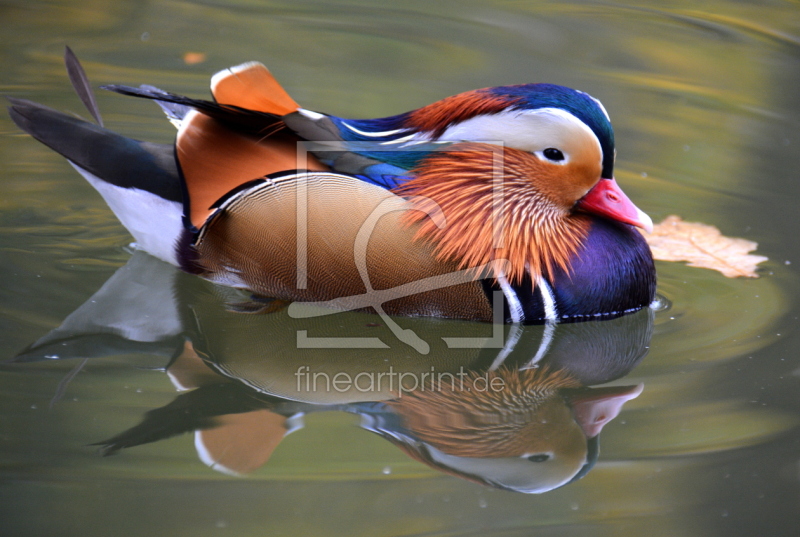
top-left (340, 121), bottom-right (407, 138)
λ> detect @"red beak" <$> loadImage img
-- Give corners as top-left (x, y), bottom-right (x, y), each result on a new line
top-left (576, 178), bottom-right (653, 233)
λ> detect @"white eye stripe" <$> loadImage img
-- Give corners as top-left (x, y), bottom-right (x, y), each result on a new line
top-left (497, 271), bottom-right (525, 324)
top-left (433, 107), bottom-right (603, 167)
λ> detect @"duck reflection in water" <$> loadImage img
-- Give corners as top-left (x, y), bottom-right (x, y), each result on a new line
top-left (14, 251), bottom-right (654, 493)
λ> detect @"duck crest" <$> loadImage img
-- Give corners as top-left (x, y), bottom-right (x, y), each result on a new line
top-left (394, 143), bottom-right (591, 286)
top-left (406, 89), bottom-right (522, 138)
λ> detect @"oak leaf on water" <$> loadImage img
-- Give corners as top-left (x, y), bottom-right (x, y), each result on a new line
top-left (643, 215), bottom-right (767, 278)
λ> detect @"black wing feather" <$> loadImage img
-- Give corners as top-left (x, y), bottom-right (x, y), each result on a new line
top-left (102, 84), bottom-right (286, 136)
top-left (64, 46), bottom-right (103, 127)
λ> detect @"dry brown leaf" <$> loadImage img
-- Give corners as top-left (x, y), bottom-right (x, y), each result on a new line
top-left (642, 215), bottom-right (768, 278)
top-left (183, 52), bottom-right (207, 65)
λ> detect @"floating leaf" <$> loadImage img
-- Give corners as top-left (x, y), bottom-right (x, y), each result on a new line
top-left (643, 215), bottom-right (768, 278)
top-left (183, 52), bottom-right (207, 65)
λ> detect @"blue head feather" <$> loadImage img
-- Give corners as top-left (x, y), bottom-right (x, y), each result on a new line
top-left (324, 83), bottom-right (616, 187)
top-left (487, 84), bottom-right (616, 178)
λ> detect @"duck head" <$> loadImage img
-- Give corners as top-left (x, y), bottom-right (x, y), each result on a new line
top-left (395, 143), bottom-right (651, 286)
top-left (385, 84), bottom-right (652, 286)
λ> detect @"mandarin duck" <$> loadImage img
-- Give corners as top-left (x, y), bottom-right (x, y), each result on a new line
top-left (8, 48), bottom-right (656, 324)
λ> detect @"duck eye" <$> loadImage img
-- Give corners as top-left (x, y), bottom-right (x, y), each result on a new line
top-left (526, 454), bottom-right (551, 462)
top-left (543, 148), bottom-right (565, 162)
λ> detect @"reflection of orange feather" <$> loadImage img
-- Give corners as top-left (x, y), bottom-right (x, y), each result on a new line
top-left (166, 340), bottom-right (221, 391)
top-left (389, 367), bottom-right (580, 458)
top-left (197, 410), bottom-right (287, 475)
top-left (395, 144), bottom-right (590, 286)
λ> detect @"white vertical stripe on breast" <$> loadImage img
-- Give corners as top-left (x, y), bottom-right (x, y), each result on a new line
top-left (536, 276), bottom-right (559, 322)
top-left (497, 272), bottom-right (525, 324)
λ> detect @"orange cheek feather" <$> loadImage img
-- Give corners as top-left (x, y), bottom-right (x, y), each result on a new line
top-left (407, 90), bottom-right (521, 137)
top-left (395, 144), bottom-right (590, 286)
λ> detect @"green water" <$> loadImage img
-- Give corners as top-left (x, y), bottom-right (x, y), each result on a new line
top-left (1, 1), bottom-right (799, 536)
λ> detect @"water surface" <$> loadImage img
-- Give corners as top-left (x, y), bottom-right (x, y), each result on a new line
top-left (1, 1), bottom-right (799, 536)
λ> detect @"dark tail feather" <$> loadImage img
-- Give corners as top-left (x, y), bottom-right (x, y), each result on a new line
top-left (7, 97), bottom-right (181, 202)
top-left (64, 46), bottom-right (103, 127)
top-left (139, 84), bottom-right (193, 124)
top-left (91, 383), bottom-right (268, 456)
top-left (103, 83), bottom-right (204, 109)
top-left (102, 83), bottom-right (286, 136)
